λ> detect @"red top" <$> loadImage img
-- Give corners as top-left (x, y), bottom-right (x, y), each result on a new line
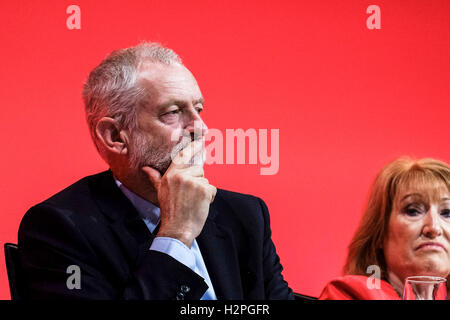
top-left (319, 275), bottom-right (401, 300)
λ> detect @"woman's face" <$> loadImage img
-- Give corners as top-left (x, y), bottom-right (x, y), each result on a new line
top-left (383, 186), bottom-right (450, 284)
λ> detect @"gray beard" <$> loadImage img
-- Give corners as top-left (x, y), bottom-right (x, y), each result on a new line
top-left (128, 132), bottom-right (174, 175)
top-left (128, 131), bottom-right (202, 175)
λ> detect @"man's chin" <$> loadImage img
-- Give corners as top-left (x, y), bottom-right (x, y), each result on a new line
top-left (139, 161), bottom-right (171, 176)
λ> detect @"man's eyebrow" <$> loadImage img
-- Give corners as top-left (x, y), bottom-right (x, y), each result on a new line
top-left (194, 97), bottom-right (204, 106)
top-left (158, 97), bottom-right (205, 110)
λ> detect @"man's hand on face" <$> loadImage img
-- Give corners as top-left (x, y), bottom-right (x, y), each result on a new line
top-left (141, 139), bottom-right (217, 248)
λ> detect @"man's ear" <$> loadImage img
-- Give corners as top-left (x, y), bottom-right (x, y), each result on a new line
top-left (95, 117), bottom-right (130, 155)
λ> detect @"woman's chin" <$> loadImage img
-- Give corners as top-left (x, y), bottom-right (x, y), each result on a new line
top-left (410, 258), bottom-right (450, 278)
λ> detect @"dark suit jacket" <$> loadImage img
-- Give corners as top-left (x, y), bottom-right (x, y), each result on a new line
top-left (18, 170), bottom-right (293, 300)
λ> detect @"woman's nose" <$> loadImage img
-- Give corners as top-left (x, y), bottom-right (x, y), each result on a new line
top-left (422, 207), bottom-right (443, 238)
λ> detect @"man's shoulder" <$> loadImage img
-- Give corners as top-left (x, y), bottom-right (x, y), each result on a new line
top-left (215, 188), bottom-right (260, 203)
top-left (212, 188), bottom-right (269, 225)
top-left (20, 170), bottom-right (112, 230)
top-left (214, 188), bottom-right (264, 211)
top-left (32, 170), bottom-right (111, 209)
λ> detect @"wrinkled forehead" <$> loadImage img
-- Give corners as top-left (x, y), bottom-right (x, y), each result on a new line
top-left (137, 61), bottom-right (201, 104)
top-left (394, 171), bottom-right (450, 204)
top-left (138, 61), bottom-right (197, 85)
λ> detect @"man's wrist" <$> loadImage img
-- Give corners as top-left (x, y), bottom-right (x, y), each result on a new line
top-left (156, 230), bottom-right (194, 248)
top-left (150, 237), bottom-right (196, 270)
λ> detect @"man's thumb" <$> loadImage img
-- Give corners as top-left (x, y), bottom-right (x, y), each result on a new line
top-left (141, 166), bottom-right (162, 190)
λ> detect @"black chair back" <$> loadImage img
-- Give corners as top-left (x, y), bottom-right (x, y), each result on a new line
top-left (4, 243), bottom-right (23, 300)
top-left (294, 292), bottom-right (318, 300)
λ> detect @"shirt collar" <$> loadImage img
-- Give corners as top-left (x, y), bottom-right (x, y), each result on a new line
top-left (114, 179), bottom-right (160, 229)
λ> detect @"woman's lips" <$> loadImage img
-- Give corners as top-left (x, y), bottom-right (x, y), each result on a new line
top-left (415, 242), bottom-right (447, 252)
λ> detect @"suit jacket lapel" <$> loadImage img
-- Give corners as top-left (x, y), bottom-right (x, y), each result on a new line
top-left (89, 170), bottom-right (153, 267)
top-left (197, 205), bottom-right (243, 300)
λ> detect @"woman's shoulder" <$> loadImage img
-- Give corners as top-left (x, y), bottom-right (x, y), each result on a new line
top-left (318, 275), bottom-right (401, 300)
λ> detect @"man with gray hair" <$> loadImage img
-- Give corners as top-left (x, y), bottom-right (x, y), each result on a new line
top-left (18, 42), bottom-right (293, 300)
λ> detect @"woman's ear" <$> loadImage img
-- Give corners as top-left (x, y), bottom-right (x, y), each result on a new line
top-left (95, 117), bottom-right (129, 155)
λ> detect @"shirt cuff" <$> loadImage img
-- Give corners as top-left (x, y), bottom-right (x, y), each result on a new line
top-left (150, 237), bottom-right (196, 270)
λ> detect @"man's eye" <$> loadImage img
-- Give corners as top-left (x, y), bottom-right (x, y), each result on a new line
top-left (161, 109), bottom-right (181, 118)
top-left (160, 109), bottom-right (181, 122)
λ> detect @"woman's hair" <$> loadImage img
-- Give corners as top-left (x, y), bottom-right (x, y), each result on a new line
top-left (343, 157), bottom-right (450, 280)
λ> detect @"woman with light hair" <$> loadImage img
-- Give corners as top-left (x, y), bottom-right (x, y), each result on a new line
top-left (320, 157), bottom-right (450, 299)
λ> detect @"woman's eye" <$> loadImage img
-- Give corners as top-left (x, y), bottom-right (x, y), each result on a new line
top-left (441, 209), bottom-right (450, 218)
top-left (405, 208), bottom-right (420, 216)
top-left (403, 205), bottom-right (424, 216)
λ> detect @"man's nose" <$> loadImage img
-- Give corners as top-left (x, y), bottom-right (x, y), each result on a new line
top-left (185, 111), bottom-right (208, 139)
top-left (422, 207), bottom-right (443, 238)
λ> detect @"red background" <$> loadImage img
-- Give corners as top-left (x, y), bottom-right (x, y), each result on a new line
top-left (1, 0), bottom-right (449, 299)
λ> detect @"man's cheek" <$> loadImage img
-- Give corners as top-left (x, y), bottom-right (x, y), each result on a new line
top-left (170, 136), bottom-right (193, 164)
top-left (170, 128), bottom-right (185, 144)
